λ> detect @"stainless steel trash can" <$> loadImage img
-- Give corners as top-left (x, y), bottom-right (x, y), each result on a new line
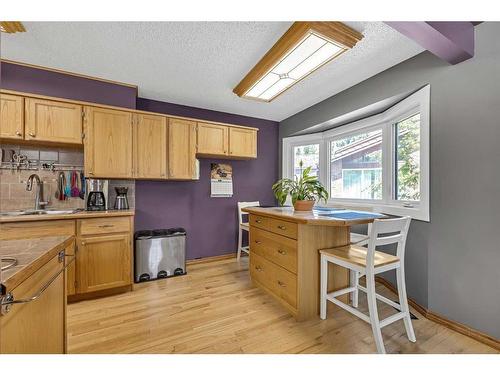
top-left (134, 228), bottom-right (186, 283)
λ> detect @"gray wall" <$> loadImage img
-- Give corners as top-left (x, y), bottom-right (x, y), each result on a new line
top-left (279, 22), bottom-right (500, 339)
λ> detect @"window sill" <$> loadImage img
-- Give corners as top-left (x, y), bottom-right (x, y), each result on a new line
top-left (324, 200), bottom-right (429, 222)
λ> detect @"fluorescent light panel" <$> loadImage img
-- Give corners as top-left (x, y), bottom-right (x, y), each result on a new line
top-left (244, 32), bottom-right (344, 101)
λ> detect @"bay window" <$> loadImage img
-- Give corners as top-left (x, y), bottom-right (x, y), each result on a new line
top-left (282, 85), bottom-right (430, 221)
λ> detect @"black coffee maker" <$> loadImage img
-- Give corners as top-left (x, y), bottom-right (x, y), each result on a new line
top-left (86, 179), bottom-right (108, 211)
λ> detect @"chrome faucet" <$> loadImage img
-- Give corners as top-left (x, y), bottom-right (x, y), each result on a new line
top-left (26, 174), bottom-right (48, 211)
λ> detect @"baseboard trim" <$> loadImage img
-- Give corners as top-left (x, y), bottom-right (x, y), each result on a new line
top-left (375, 276), bottom-right (499, 351)
top-left (186, 252), bottom-right (237, 265)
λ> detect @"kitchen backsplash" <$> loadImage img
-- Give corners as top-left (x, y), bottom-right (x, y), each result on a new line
top-left (0, 144), bottom-right (85, 211)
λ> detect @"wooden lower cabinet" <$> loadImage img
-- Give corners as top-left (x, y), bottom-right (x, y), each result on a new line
top-left (248, 214), bottom-right (350, 321)
top-left (0, 250), bottom-right (66, 354)
top-left (76, 233), bottom-right (132, 294)
top-left (0, 215), bottom-right (133, 301)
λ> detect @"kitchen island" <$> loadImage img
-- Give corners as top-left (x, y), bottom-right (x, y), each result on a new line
top-left (242, 206), bottom-right (384, 321)
top-left (0, 235), bottom-right (74, 354)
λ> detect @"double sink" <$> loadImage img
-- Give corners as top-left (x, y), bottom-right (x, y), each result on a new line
top-left (0, 208), bottom-right (83, 217)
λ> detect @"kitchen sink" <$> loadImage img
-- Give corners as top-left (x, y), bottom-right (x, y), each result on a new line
top-left (1, 257), bottom-right (18, 271)
top-left (0, 209), bottom-right (82, 217)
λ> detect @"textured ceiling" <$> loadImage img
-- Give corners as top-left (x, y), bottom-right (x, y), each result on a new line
top-left (0, 22), bottom-right (424, 121)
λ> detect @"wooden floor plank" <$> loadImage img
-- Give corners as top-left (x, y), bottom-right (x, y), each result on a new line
top-left (67, 257), bottom-right (498, 354)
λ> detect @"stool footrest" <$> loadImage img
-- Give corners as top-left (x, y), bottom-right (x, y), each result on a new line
top-left (357, 285), bottom-right (402, 310)
top-left (326, 293), bottom-right (371, 324)
top-left (380, 311), bottom-right (406, 328)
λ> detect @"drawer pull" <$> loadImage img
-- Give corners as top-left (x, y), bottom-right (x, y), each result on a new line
top-left (255, 219), bottom-right (262, 223)
top-left (277, 280), bottom-right (286, 288)
top-left (98, 224), bottom-right (114, 228)
top-left (277, 225), bottom-right (286, 230)
top-left (277, 249), bottom-right (287, 255)
top-left (28, 132), bottom-right (36, 138)
top-left (255, 266), bottom-right (263, 272)
top-left (254, 240), bottom-right (262, 244)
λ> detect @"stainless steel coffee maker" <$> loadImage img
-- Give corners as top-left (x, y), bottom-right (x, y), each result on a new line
top-left (85, 179), bottom-right (108, 211)
top-left (113, 187), bottom-right (129, 210)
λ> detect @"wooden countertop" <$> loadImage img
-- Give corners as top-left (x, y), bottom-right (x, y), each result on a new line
top-left (0, 235), bottom-right (74, 292)
top-left (0, 209), bottom-right (135, 223)
top-left (242, 206), bottom-right (386, 226)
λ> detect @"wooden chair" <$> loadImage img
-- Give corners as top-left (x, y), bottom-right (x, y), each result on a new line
top-left (320, 217), bottom-right (415, 354)
top-left (237, 201), bottom-right (260, 261)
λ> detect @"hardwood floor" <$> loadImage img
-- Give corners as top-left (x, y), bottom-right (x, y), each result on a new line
top-left (67, 257), bottom-right (498, 354)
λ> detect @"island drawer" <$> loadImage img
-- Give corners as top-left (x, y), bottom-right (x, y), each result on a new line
top-left (250, 227), bottom-right (297, 274)
top-left (77, 216), bottom-right (131, 236)
top-left (250, 252), bottom-right (297, 309)
top-left (249, 214), bottom-right (297, 239)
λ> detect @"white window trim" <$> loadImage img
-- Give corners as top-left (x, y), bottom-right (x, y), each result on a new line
top-left (281, 85), bottom-right (430, 221)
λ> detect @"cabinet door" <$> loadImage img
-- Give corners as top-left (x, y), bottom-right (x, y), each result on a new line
top-left (229, 127), bottom-right (257, 158)
top-left (0, 94), bottom-right (24, 139)
top-left (25, 98), bottom-right (82, 144)
top-left (196, 122), bottom-right (229, 156)
top-left (84, 106), bottom-right (133, 178)
top-left (134, 113), bottom-right (167, 179)
top-left (76, 233), bottom-right (131, 294)
top-left (0, 252), bottom-right (65, 354)
top-left (168, 118), bottom-right (197, 179)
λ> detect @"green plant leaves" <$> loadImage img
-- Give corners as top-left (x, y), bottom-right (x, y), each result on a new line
top-left (272, 167), bottom-right (329, 206)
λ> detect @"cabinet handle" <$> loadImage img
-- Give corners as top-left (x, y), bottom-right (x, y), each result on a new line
top-left (255, 266), bottom-right (263, 272)
top-left (16, 130), bottom-right (22, 137)
top-left (98, 224), bottom-right (114, 228)
top-left (277, 280), bottom-right (286, 288)
top-left (277, 225), bottom-right (286, 230)
top-left (255, 219), bottom-right (262, 224)
top-left (277, 249), bottom-right (287, 255)
top-left (81, 241), bottom-right (86, 245)
top-left (254, 240), bottom-right (262, 244)
top-left (88, 171), bottom-right (94, 175)
top-left (28, 132), bottom-right (36, 138)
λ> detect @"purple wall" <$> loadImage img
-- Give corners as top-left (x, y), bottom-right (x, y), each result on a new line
top-left (1, 62), bottom-right (137, 108)
top-left (136, 98), bottom-right (279, 260)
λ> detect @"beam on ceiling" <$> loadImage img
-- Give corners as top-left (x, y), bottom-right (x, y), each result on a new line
top-left (385, 22), bottom-right (475, 65)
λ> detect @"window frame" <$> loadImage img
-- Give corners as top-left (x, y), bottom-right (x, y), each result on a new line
top-left (281, 85), bottom-right (430, 221)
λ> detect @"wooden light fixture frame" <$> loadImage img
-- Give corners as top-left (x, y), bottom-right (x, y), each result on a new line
top-left (233, 22), bottom-right (363, 102)
top-left (0, 21), bottom-right (26, 34)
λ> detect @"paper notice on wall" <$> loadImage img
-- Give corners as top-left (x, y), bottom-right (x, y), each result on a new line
top-left (210, 163), bottom-right (233, 197)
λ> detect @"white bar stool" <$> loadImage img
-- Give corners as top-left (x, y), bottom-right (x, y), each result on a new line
top-left (320, 217), bottom-right (415, 354)
top-left (237, 201), bottom-right (260, 261)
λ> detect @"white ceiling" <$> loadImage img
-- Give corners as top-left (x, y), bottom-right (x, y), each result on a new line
top-left (0, 22), bottom-right (423, 121)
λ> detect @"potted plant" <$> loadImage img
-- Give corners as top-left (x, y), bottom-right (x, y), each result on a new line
top-left (272, 162), bottom-right (329, 211)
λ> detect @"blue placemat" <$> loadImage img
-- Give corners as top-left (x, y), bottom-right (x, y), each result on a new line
top-left (313, 206), bottom-right (346, 212)
top-left (322, 211), bottom-right (384, 220)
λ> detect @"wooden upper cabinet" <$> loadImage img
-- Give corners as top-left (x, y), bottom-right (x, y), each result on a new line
top-left (196, 122), bottom-right (229, 156)
top-left (0, 94), bottom-right (24, 139)
top-left (168, 118), bottom-right (197, 180)
top-left (25, 98), bottom-right (82, 144)
top-left (76, 233), bottom-right (131, 294)
top-left (229, 127), bottom-right (257, 158)
top-left (133, 113), bottom-right (167, 179)
top-left (83, 106), bottom-right (133, 178)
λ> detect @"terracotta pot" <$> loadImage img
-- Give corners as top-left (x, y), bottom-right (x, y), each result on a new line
top-left (293, 200), bottom-right (315, 211)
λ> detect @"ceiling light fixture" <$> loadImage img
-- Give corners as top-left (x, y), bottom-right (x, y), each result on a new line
top-left (0, 21), bottom-right (26, 34)
top-left (233, 22), bottom-right (363, 102)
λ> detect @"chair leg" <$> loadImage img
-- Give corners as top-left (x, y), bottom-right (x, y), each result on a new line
top-left (350, 270), bottom-right (359, 308)
top-left (237, 228), bottom-right (243, 261)
top-left (366, 272), bottom-right (386, 354)
top-left (320, 256), bottom-right (328, 320)
top-left (396, 266), bottom-right (416, 342)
